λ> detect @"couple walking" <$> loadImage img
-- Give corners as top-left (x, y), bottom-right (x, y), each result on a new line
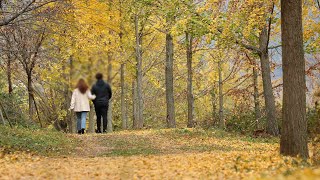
top-left (69, 73), bottom-right (112, 134)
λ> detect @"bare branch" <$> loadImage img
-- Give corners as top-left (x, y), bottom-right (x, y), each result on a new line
top-left (268, 45), bottom-right (282, 49)
top-left (235, 40), bottom-right (262, 55)
top-left (0, 0), bottom-right (36, 26)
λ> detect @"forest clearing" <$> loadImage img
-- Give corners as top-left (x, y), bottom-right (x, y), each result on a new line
top-left (1, 128), bottom-right (320, 179)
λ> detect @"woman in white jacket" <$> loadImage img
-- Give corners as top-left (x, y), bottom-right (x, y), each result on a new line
top-left (70, 79), bottom-right (96, 134)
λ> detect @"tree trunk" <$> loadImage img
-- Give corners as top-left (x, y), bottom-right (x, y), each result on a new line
top-left (210, 88), bottom-right (217, 126)
top-left (135, 15), bottom-right (143, 129)
top-left (280, 0), bottom-right (309, 158)
top-left (119, 6), bottom-right (127, 129)
top-left (132, 81), bottom-right (138, 128)
top-left (0, 101), bottom-right (12, 127)
top-left (218, 60), bottom-right (224, 129)
top-left (27, 74), bottom-right (35, 123)
top-left (68, 56), bottom-right (76, 133)
top-left (165, 32), bottom-right (176, 128)
top-left (107, 52), bottom-right (113, 132)
top-left (88, 104), bottom-right (95, 133)
top-left (7, 57), bottom-right (13, 94)
top-left (186, 32), bottom-right (194, 128)
top-left (253, 59), bottom-right (262, 129)
top-left (259, 27), bottom-right (279, 135)
top-left (121, 64), bottom-right (127, 129)
top-left (0, 105), bottom-right (6, 125)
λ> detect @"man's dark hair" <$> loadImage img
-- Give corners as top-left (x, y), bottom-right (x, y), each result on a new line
top-left (96, 73), bottom-right (103, 80)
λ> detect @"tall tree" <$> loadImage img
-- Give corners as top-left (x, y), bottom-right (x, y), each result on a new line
top-left (165, 30), bottom-right (176, 128)
top-left (253, 59), bottom-right (262, 128)
top-left (280, 0), bottom-right (309, 158)
top-left (218, 59), bottom-right (224, 128)
top-left (186, 31), bottom-right (194, 128)
top-left (134, 14), bottom-right (144, 129)
top-left (220, 0), bottom-right (279, 135)
top-left (119, 0), bottom-right (127, 130)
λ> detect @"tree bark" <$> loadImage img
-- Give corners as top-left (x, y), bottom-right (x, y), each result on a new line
top-left (68, 56), bottom-right (76, 133)
top-left (186, 32), bottom-right (194, 128)
top-left (0, 101), bottom-right (12, 128)
top-left (27, 74), bottom-right (35, 123)
top-left (210, 88), bottom-right (217, 126)
top-left (280, 0), bottom-right (309, 158)
top-left (132, 81), bottom-right (138, 128)
top-left (0, 105), bottom-right (6, 125)
top-left (119, 7), bottom-right (127, 129)
top-left (107, 52), bottom-right (113, 132)
top-left (165, 32), bottom-right (176, 128)
top-left (253, 59), bottom-right (262, 129)
top-left (135, 15), bottom-right (143, 129)
top-left (121, 64), bottom-right (127, 129)
top-left (88, 104), bottom-right (95, 133)
top-left (218, 60), bottom-right (224, 129)
top-left (259, 27), bottom-right (279, 135)
top-left (7, 56), bottom-right (13, 94)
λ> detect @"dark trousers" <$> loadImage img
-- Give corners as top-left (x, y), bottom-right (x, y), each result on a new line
top-left (95, 105), bottom-right (108, 132)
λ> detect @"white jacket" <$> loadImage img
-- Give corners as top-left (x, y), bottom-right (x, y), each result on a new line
top-left (70, 89), bottom-right (96, 112)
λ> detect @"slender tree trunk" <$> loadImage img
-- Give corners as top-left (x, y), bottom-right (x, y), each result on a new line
top-left (31, 94), bottom-right (43, 128)
top-left (107, 52), bottom-right (113, 132)
top-left (119, 7), bottom-right (127, 129)
top-left (88, 104), bottom-right (95, 133)
top-left (132, 81), bottom-right (138, 128)
top-left (87, 59), bottom-right (95, 133)
top-left (253, 59), bottom-right (262, 129)
top-left (280, 0), bottom-right (308, 158)
top-left (165, 32), bottom-right (176, 128)
top-left (121, 64), bottom-right (127, 129)
top-left (186, 32), bottom-right (194, 128)
top-left (135, 15), bottom-right (143, 129)
top-left (27, 74), bottom-right (35, 122)
top-left (0, 105), bottom-right (5, 125)
top-left (0, 101), bottom-right (12, 128)
top-left (218, 60), bottom-right (224, 129)
top-left (7, 57), bottom-right (13, 94)
top-left (68, 56), bottom-right (76, 133)
top-left (259, 27), bottom-right (279, 135)
top-left (210, 88), bottom-right (217, 126)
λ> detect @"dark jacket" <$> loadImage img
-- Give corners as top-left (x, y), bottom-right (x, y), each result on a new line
top-left (91, 80), bottom-right (112, 107)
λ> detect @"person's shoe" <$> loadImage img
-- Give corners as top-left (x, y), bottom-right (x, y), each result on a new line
top-left (81, 128), bottom-right (85, 134)
top-left (95, 129), bottom-right (101, 133)
top-left (103, 129), bottom-right (107, 133)
top-left (77, 130), bottom-right (82, 134)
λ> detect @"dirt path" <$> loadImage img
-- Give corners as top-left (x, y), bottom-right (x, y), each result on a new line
top-left (0, 129), bottom-right (319, 179)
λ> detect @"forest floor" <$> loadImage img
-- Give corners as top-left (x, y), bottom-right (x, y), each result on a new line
top-left (0, 128), bottom-right (320, 179)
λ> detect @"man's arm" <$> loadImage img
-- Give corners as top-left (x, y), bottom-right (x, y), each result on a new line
top-left (91, 85), bottom-right (96, 95)
top-left (107, 84), bottom-right (112, 100)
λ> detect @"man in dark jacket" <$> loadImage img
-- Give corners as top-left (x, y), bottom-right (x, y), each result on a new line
top-left (91, 73), bottom-right (112, 133)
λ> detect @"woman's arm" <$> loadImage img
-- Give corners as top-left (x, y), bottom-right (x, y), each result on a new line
top-left (87, 90), bottom-right (96, 100)
top-left (69, 90), bottom-right (76, 110)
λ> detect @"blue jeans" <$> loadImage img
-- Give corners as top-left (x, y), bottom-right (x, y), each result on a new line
top-left (76, 112), bottom-right (88, 131)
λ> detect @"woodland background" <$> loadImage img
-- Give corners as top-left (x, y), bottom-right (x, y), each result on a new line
top-left (0, 0), bottom-right (320, 179)
top-left (0, 0), bottom-right (319, 135)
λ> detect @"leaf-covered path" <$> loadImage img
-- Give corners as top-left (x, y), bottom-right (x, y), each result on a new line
top-left (0, 129), bottom-right (319, 179)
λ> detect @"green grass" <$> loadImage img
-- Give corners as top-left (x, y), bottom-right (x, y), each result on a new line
top-left (0, 125), bottom-right (78, 156)
top-left (99, 134), bottom-right (162, 157)
top-left (109, 148), bottom-right (160, 156)
top-left (156, 128), bottom-right (278, 144)
top-left (178, 144), bottom-right (234, 152)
